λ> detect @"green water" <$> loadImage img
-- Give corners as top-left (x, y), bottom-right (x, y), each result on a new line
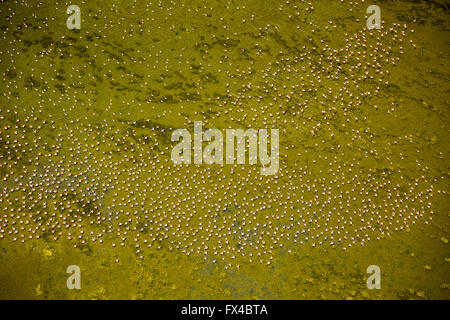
top-left (0, 0), bottom-right (449, 299)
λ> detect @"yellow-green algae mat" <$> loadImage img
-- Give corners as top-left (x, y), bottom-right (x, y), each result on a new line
top-left (0, 0), bottom-right (449, 299)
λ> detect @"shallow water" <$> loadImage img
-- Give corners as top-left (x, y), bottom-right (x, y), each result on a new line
top-left (0, 0), bottom-right (449, 299)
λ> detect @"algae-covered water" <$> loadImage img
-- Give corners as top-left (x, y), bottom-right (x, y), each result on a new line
top-left (0, 0), bottom-right (449, 300)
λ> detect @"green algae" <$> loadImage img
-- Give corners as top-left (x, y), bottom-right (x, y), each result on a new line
top-left (0, 0), bottom-right (449, 300)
